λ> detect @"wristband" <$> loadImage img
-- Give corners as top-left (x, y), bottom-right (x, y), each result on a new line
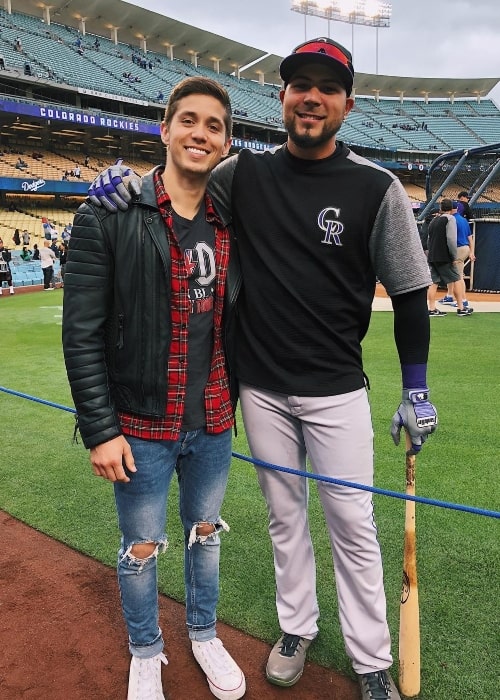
top-left (401, 363), bottom-right (427, 390)
top-left (404, 389), bottom-right (430, 403)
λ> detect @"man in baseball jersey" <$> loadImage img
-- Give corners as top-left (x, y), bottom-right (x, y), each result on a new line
top-left (89, 37), bottom-right (437, 700)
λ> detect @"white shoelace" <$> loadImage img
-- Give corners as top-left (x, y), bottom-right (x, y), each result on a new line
top-left (130, 653), bottom-right (168, 700)
top-left (193, 638), bottom-right (239, 676)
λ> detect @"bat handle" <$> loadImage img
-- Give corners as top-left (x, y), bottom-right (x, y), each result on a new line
top-left (399, 428), bottom-right (420, 697)
top-left (405, 429), bottom-right (416, 456)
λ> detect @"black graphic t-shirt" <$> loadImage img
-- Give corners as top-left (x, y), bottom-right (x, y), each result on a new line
top-left (172, 203), bottom-right (215, 430)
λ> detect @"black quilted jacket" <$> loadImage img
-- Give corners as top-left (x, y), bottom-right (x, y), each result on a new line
top-left (62, 166), bottom-right (241, 449)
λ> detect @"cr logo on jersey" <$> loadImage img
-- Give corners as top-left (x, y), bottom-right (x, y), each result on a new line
top-left (318, 207), bottom-right (344, 246)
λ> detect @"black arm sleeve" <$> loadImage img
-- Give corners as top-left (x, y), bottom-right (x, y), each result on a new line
top-left (391, 287), bottom-right (430, 365)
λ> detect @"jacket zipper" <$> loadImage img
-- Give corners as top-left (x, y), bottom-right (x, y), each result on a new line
top-left (116, 314), bottom-right (124, 349)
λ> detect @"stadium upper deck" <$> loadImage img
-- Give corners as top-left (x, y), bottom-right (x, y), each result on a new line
top-left (1, 1), bottom-right (500, 185)
top-left (1, 0), bottom-right (500, 288)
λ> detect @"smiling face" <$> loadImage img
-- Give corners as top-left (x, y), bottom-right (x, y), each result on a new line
top-left (160, 93), bottom-right (231, 182)
top-left (280, 63), bottom-right (354, 160)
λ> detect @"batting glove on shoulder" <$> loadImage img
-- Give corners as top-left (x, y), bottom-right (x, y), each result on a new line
top-left (88, 159), bottom-right (141, 212)
top-left (390, 389), bottom-right (437, 453)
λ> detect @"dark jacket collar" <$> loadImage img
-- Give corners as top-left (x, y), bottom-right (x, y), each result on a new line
top-left (136, 165), bottom-right (163, 210)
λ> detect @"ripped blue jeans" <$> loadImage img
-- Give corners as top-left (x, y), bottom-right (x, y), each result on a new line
top-left (114, 429), bottom-right (232, 658)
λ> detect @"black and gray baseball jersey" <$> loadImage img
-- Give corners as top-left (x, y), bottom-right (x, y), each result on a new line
top-left (209, 142), bottom-right (431, 397)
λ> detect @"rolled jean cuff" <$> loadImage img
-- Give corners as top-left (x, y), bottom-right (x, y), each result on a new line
top-left (188, 623), bottom-right (217, 642)
top-left (129, 628), bottom-right (163, 658)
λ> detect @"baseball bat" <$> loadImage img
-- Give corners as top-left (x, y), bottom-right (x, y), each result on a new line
top-left (398, 430), bottom-right (421, 697)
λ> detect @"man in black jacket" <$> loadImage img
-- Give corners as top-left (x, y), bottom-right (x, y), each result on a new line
top-left (62, 77), bottom-right (245, 700)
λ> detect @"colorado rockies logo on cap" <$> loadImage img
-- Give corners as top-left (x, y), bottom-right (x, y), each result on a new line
top-left (318, 207), bottom-right (345, 246)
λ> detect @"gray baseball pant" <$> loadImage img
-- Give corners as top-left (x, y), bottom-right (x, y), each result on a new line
top-left (239, 383), bottom-right (392, 674)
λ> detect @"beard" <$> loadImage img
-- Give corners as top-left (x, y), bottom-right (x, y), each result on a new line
top-left (284, 114), bottom-right (341, 151)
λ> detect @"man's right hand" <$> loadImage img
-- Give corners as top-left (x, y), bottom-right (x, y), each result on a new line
top-left (90, 435), bottom-right (136, 482)
top-left (88, 159), bottom-right (141, 212)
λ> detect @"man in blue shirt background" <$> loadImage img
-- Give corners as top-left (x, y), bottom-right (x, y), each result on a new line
top-left (438, 201), bottom-right (475, 309)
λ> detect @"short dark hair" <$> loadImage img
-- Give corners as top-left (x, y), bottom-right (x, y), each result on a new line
top-left (457, 191), bottom-right (469, 199)
top-left (163, 77), bottom-right (232, 138)
top-left (440, 198), bottom-right (453, 212)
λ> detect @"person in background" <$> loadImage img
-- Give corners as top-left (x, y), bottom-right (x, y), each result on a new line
top-left (20, 245), bottom-right (32, 261)
top-left (0, 239), bottom-right (14, 295)
top-left (436, 200), bottom-right (475, 309)
top-left (32, 243), bottom-right (40, 260)
top-left (58, 241), bottom-right (68, 285)
top-left (456, 190), bottom-right (472, 220)
top-left (42, 218), bottom-right (54, 241)
top-left (88, 37), bottom-right (438, 700)
top-left (427, 198), bottom-right (472, 317)
top-left (12, 229), bottom-right (21, 246)
top-left (50, 238), bottom-right (60, 257)
top-left (438, 190), bottom-right (472, 304)
top-left (39, 240), bottom-right (56, 290)
top-left (62, 77), bottom-right (245, 700)
top-left (62, 223), bottom-right (73, 242)
top-left (451, 201), bottom-right (474, 309)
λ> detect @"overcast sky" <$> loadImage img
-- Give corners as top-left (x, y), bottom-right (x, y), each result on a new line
top-left (129, 0), bottom-right (500, 102)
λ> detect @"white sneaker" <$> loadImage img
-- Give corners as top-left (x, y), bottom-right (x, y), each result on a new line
top-left (192, 638), bottom-right (246, 700)
top-left (127, 652), bottom-right (168, 700)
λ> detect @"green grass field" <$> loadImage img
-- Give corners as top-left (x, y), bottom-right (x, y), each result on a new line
top-left (0, 290), bottom-right (498, 699)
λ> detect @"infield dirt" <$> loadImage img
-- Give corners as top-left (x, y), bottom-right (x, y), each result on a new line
top-left (0, 510), bottom-right (358, 700)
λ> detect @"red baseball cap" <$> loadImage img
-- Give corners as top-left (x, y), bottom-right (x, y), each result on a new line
top-left (280, 37), bottom-right (354, 96)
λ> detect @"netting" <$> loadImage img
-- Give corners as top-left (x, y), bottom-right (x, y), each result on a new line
top-left (420, 142), bottom-right (500, 220)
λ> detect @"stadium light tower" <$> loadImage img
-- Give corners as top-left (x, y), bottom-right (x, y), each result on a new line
top-left (290, 0), bottom-right (392, 74)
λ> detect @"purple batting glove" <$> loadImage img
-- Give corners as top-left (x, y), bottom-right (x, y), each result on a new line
top-left (88, 159), bottom-right (140, 212)
top-left (390, 388), bottom-right (437, 453)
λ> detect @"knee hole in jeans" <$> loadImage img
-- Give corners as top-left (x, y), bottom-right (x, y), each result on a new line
top-left (196, 522), bottom-right (216, 537)
top-left (188, 517), bottom-right (229, 549)
top-left (130, 541), bottom-right (159, 559)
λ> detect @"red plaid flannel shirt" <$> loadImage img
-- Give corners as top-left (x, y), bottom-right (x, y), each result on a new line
top-left (119, 169), bottom-right (233, 439)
